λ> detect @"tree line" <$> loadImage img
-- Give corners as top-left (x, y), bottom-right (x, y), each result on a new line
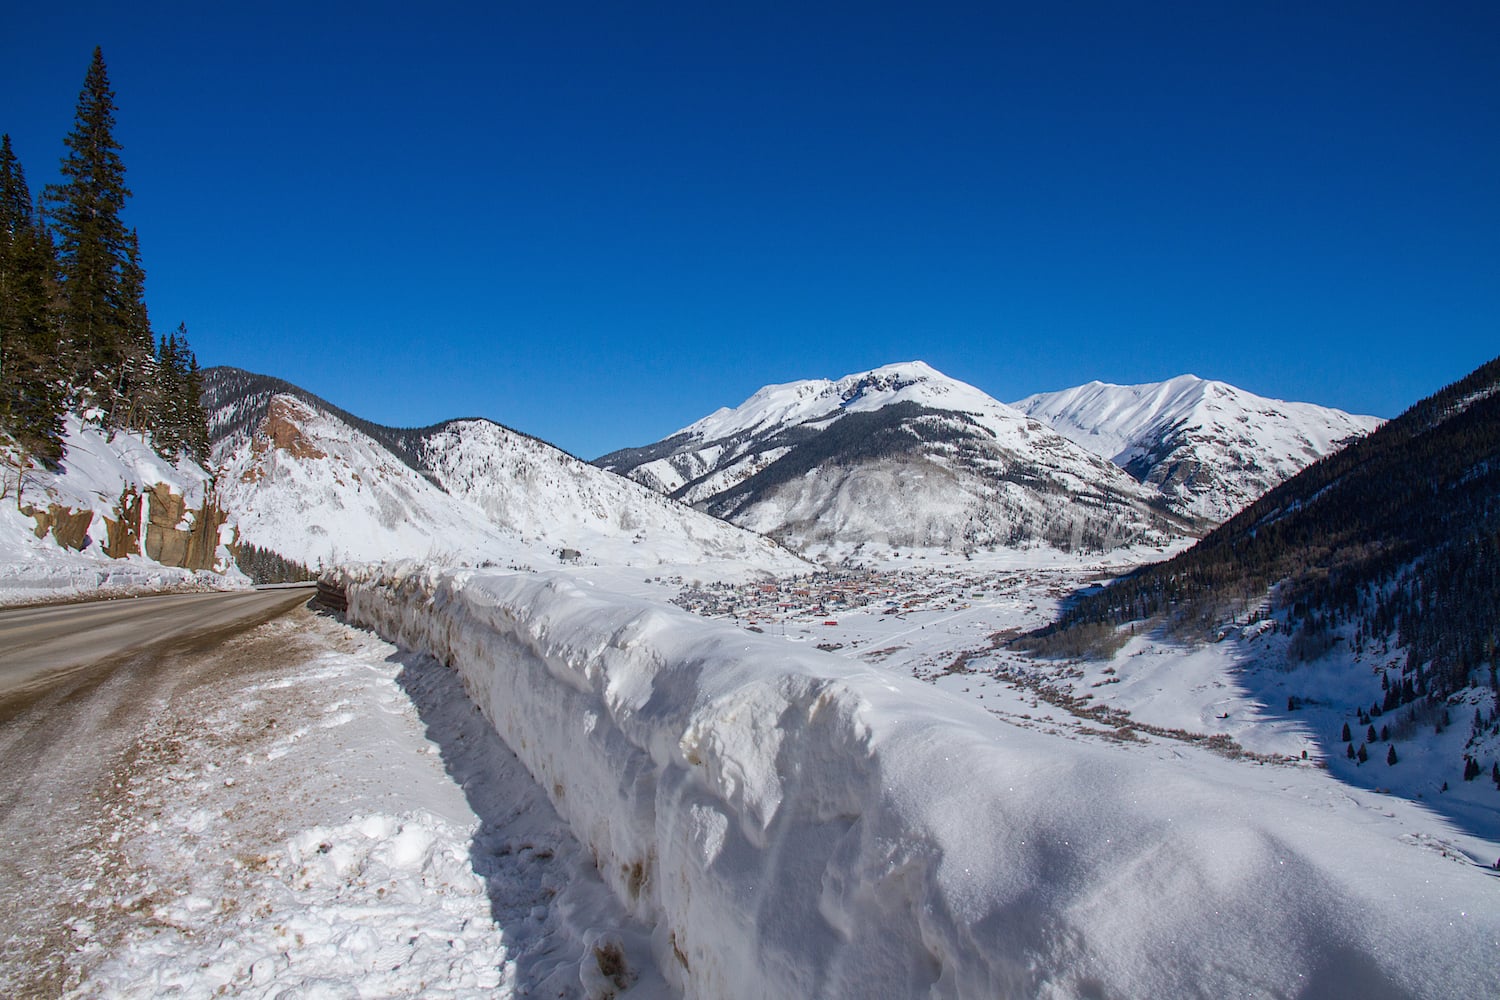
top-left (1, 47), bottom-right (208, 473)
top-left (1033, 354), bottom-right (1500, 704)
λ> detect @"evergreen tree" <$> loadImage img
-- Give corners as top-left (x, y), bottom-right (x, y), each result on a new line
top-left (0, 134), bottom-right (65, 466)
top-left (181, 336), bottom-right (208, 462)
top-left (44, 47), bottom-right (135, 418)
top-left (1367, 724), bottom-right (1378, 744)
top-left (1340, 721), bottom-right (1351, 743)
top-left (152, 326), bottom-right (183, 458)
top-left (150, 322), bottom-right (208, 463)
top-left (1387, 745), bottom-right (1398, 766)
top-left (234, 543), bottom-right (314, 584)
top-left (1357, 743), bottom-right (1369, 764)
top-left (115, 227), bottom-right (157, 430)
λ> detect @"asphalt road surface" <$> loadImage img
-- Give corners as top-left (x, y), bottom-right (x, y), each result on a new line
top-left (0, 587), bottom-right (327, 997)
top-left (0, 586), bottom-right (317, 711)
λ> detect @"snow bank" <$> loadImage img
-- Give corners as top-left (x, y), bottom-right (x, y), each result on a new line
top-left (343, 565), bottom-right (1499, 1000)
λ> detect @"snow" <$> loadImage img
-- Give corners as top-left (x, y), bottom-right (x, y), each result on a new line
top-left (1058, 623), bottom-right (1500, 848)
top-left (0, 415), bottom-right (245, 605)
top-left (342, 563), bottom-right (1500, 999)
top-left (24, 607), bottom-right (665, 998)
top-left (211, 392), bottom-right (807, 578)
top-left (422, 418), bottom-right (806, 570)
top-left (656, 361), bottom-right (1131, 477)
top-left (606, 361), bottom-right (1184, 556)
top-left (1014, 374), bottom-right (1383, 521)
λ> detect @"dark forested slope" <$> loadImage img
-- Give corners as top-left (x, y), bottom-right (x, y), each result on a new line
top-left (1040, 354), bottom-right (1500, 701)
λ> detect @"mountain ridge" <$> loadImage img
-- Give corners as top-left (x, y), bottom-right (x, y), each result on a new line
top-left (598, 361), bottom-right (1192, 555)
top-left (201, 367), bottom-right (807, 574)
top-left (1013, 374), bottom-right (1381, 522)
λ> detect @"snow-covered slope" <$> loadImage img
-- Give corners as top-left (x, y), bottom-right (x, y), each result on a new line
top-left (419, 419), bottom-right (802, 569)
top-left (598, 361), bottom-right (1188, 555)
top-left (1, 415), bottom-right (242, 603)
top-left (344, 564), bottom-right (1500, 1000)
top-left (1013, 375), bottom-right (1381, 522)
top-left (204, 367), bottom-right (805, 575)
top-left (211, 393), bottom-right (511, 569)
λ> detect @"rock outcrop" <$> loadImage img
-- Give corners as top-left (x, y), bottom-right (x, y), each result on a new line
top-left (23, 503), bottom-right (95, 550)
top-left (143, 483), bottom-right (230, 572)
top-left (103, 486), bottom-right (143, 559)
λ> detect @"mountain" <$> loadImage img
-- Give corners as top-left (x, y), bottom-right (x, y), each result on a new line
top-left (596, 361), bottom-right (1190, 555)
top-left (1013, 375), bottom-right (1381, 522)
top-left (202, 367), bottom-right (807, 574)
top-left (1032, 354), bottom-right (1500, 815)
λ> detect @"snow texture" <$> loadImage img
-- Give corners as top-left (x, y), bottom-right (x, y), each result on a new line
top-left (0, 414), bottom-right (243, 604)
top-left (210, 391), bottom-right (805, 577)
top-left (24, 609), bottom-right (664, 998)
top-left (1014, 374), bottom-right (1382, 522)
top-left (343, 564), bottom-right (1500, 1000)
top-left (603, 361), bottom-right (1182, 554)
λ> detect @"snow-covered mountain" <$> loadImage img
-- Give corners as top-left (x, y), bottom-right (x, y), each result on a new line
top-left (597, 361), bottom-right (1189, 555)
top-left (1013, 375), bottom-right (1381, 522)
top-left (202, 368), bottom-right (806, 575)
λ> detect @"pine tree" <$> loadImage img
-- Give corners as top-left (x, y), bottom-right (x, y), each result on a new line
top-left (149, 322), bottom-right (208, 463)
top-left (44, 47), bottom-right (134, 418)
top-left (1340, 721), bottom-right (1351, 743)
top-left (0, 134), bottom-right (65, 467)
top-left (115, 227), bottom-right (157, 430)
top-left (1367, 724), bottom-right (1378, 744)
top-left (1357, 743), bottom-right (1369, 764)
top-left (181, 334), bottom-right (208, 462)
top-left (1387, 745), bottom-right (1398, 766)
top-left (156, 327), bottom-right (185, 458)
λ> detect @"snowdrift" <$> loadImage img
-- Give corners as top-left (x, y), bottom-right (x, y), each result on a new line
top-left (343, 565), bottom-right (1498, 1000)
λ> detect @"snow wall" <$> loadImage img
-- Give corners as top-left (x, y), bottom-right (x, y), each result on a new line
top-left (343, 564), bottom-right (1498, 1000)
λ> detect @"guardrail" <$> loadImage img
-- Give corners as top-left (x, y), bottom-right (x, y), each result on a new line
top-left (314, 579), bottom-right (347, 612)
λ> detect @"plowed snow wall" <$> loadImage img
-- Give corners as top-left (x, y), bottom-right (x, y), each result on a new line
top-left (341, 564), bottom-right (1497, 1000)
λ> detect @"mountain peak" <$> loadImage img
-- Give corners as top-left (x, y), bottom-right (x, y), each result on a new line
top-left (202, 366), bottom-right (807, 573)
top-left (597, 361), bottom-right (1182, 555)
top-left (1013, 375), bottom-right (1382, 522)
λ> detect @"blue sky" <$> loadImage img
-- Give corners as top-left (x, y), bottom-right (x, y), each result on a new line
top-left (4, 3), bottom-right (1496, 458)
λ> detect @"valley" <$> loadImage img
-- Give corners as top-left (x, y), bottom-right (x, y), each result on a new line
top-left (6, 18), bottom-right (1496, 997)
top-left (3, 355), bottom-right (1497, 998)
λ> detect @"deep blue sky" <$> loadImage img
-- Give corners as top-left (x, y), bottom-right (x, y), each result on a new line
top-left (4, 3), bottom-right (1496, 458)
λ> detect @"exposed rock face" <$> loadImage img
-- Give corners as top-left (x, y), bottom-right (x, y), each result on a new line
top-left (23, 504), bottom-right (94, 550)
top-left (103, 487), bottom-right (143, 559)
top-left (260, 396), bottom-right (326, 460)
top-left (143, 482), bottom-right (228, 572)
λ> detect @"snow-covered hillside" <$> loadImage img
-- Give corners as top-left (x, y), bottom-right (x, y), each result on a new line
top-left (344, 564), bottom-right (1499, 1000)
top-left (0, 415), bottom-right (242, 604)
top-left (212, 393), bottom-right (514, 569)
top-left (598, 361), bottom-right (1188, 556)
top-left (1013, 374), bottom-right (1381, 522)
top-left (204, 367), bottom-right (805, 576)
top-left (419, 419), bottom-right (802, 569)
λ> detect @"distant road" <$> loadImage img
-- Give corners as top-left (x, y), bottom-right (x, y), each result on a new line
top-left (0, 586), bottom-right (318, 707)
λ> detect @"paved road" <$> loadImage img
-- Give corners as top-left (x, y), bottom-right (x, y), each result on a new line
top-left (0, 593), bottom-right (328, 997)
top-left (0, 586), bottom-right (317, 708)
